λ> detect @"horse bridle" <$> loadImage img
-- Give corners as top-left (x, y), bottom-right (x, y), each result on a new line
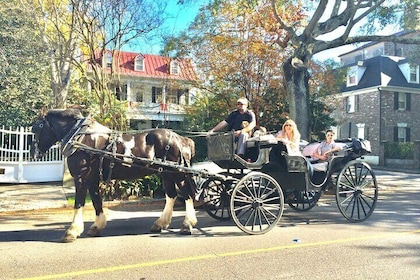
top-left (32, 116), bottom-right (86, 157)
top-left (32, 117), bottom-right (60, 157)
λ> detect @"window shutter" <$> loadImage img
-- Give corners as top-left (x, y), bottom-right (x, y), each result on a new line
top-left (394, 92), bottom-right (398, 110)
top-left (406, 128), bottom-right (411, 142)
top-left (355, 95), bottom-right (359, 112)
top-left (406, 93), bottom-right (411, 111)
top-left (152, 87), bottom-right (156, 103)
top-left (393, 127), bottom-right (398, 142)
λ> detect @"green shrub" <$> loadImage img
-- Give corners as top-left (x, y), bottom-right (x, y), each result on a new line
top-left (100, 175), bottom-right (163, 201)
top-left (384, 142), bottom-right (414, 159)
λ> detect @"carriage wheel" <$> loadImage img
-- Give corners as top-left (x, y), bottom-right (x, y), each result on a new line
top-left (202, 176), bottom-right (237, 220)
top-left (230, 172), bottom-right (284, 235)
top-left (336, 161), bottom-right (378, 222)
top-left (288, 190), bottom-right (321, 211)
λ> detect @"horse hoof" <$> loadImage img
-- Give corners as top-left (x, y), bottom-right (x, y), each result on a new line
top-left (87, 227), bottom-right (102, 237)
top-left (61, 233), bottom-right (77, 243)
top-left (180, 225), bottom-right (192, 235)
top-left (150, 224), bottom-right (163, 233)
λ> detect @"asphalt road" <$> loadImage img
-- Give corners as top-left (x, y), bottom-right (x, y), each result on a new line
top-left (0, 169), bottom-right (419, 280)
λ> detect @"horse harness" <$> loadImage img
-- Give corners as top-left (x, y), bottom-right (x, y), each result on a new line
top-left (62, 118), bottom-right (185, 185)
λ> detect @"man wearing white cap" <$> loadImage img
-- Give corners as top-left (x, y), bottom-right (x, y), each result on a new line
top-left (208, 97), bottom-right (256, 157)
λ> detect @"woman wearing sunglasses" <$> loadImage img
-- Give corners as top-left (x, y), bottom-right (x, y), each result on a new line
top-left (275, 119), bottom-right (301, 155)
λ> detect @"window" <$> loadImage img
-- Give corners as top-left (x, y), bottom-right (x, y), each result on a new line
top-left (394, 92), bottom-right (411, 111)
top-left (409, 64), bottom-right (419, 83)
top-left (152, 87), bottom-right (163, 103)
top-left (346, 95), bottom-right (359, 113)
top-left (105, 52), bottom-right (112, 68)
top-left (135, 55), bottom-right (144, 71)
top-left (394, 124), bottom-right (410, 142)
top-left (170, 60), bottom-right (179, 75)
top-left (115, 84), bottom-right (127, 100)
top-left (346, 66), bottom-right (358, 86)
top-left (136, 91), bottom-right (143, 102)
top-left (164, 88), bottom-right (189, 105)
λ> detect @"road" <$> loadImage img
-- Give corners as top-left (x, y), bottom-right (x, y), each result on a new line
top-left (0, 170), bottom-right (419, 280)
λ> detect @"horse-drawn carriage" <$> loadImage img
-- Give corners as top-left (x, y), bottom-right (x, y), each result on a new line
top-left (30, 109), bottom-right (378, 242)
top-left (201, 131), bottom-right (378, 234)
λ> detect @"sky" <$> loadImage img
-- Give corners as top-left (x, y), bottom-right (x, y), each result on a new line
top-left (132, 0), bottom-right (206, 54)
top-left (132, 1), bottom-right (400, 62)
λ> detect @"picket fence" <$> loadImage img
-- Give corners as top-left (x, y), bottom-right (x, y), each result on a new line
top-left (0, 126), bottom-right (64, 183)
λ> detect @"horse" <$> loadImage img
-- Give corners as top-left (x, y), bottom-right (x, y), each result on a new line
top-left (30, 108), bottom-right (197, 242)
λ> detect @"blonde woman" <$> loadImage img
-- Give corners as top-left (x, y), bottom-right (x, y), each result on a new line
top-left (275, 119), bottom-right (301, 155)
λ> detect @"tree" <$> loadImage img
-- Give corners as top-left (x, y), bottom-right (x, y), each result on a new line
top-left (0, 1), bottom-right (53, 126)
top-left (268, 0), bottom-right (420, 139)
top-left (164, 1), bottom-right (289, 131)
top-left (308, 59), bottom-right (345, 139)
top-left (66, 0), bottom-right (167, 129)
top-left (31, 0), bottom-right (79, 108)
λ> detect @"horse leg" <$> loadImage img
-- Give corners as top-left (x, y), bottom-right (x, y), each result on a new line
top-left (178, 176), bottom-right (197, 235)
top-left (87, 181), bottom-right (107, 237)
top-left (151, 177), bottom-right (177, 232)
top-left (150, 194), bottom-right (176, 232)
top-left (62, 176), bottom-right (87, 243)
top-left (180, 197), bottom-right (197, 235)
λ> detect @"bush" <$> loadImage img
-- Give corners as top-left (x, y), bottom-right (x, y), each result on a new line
top-left (384, 142), bottom-right (414, 159)
top-left (100, 175), bottom-right (163, 201)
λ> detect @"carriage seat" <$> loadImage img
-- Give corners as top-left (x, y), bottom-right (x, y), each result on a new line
top-left (301, 142), bottom-right (348, 172)
top-left (245, 134), bottom-right (277, 148)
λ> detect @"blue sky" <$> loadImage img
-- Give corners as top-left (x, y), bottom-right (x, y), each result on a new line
top-left (130, 0), bottom-right (206, 54)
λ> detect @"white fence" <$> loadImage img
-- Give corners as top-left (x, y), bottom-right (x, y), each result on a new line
top-left (0, 126), bottom-right (64, 183)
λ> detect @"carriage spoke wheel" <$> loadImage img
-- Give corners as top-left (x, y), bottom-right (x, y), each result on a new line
top-left (230, 172), bottom-right (284, 235)
top-left (288, 190), bottom-right (321, 212)
top-left (202, 176), bottom-right (237, 220)
top-left (336, 161), bottom-right (378, 222)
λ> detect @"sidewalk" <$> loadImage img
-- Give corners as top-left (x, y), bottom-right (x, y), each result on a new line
top-left (0, 181), bottom-right (72, 212)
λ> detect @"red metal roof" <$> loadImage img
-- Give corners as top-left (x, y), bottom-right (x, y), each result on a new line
top-left (92, 51), bottom-right (197, 81)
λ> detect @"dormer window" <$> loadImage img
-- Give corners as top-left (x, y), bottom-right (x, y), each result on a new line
top-left (170, 60), bottom-right (179, 75)
top-left (135, 55), bottom-right (144, 71)
top-left (409, 64), bottom-right (419, 83)
top-left (105, 52), bottom-right (112, 68)
top-left (347, 66), bottom-right (358, 86)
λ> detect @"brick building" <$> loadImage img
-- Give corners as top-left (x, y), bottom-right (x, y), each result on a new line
top-left (331, 31), bottom-right (420, 165)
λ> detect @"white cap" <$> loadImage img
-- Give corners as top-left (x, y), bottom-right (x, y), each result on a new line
top-left (237, 98), bottom-right (248, 106)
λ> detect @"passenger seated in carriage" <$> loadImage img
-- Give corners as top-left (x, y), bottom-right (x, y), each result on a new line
top-left (208, 97), bottom-right (256, 158)
top-left (309, 130), bottom-right (343, 172)
top-left (274, 119), bottom-right (301, 156)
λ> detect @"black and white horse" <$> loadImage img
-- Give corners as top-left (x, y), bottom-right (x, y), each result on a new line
top-left (30, 108), bottom-right (197, 242)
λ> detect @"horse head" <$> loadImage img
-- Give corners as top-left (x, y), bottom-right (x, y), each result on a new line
top-left (30, 108), bottom-right (83, 159)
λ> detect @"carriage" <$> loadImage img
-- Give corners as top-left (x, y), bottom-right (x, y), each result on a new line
top-left (199, 131), bottom-right (378, 235)
top-left (30, 109), bottom-right (378, 241)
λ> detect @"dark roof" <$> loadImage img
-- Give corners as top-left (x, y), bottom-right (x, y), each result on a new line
top-left (341, 56), bottom-right (420, 92)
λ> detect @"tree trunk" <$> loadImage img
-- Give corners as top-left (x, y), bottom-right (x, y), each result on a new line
top-left (50, 57), bottom-right (71, 108)
top-left (283, 57), bottom-right (311, 140)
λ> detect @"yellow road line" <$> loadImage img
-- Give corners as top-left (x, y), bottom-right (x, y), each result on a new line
top-left (19, 229), bottom-right (420, 280)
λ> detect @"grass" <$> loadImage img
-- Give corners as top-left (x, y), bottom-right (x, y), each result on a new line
top-left (66, 194), bottom-right (92, 205)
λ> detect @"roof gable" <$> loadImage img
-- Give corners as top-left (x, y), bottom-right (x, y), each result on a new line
top-left (90, 51), bottom-right (197, 81)
top-left (342, 56), bottom-right (420, 92)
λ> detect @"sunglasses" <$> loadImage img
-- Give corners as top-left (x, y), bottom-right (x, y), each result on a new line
top-left (284, 124), bottom-right (292, 127)
top-left (237, 102), bottom-right (243, 105)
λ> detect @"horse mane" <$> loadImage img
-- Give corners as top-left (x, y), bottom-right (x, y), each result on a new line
top-left (46, 109), bottom-right (84, 120)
